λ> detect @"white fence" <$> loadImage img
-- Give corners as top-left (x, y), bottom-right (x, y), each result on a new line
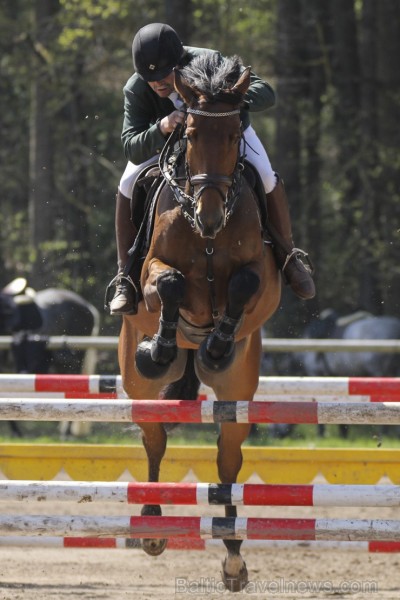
top-left (0, 336), bottom-right (400, 353)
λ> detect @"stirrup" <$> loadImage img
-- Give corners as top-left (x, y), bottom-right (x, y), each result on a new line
top-left (104, 273), bottom-right (138, 314)
top-left (282, 248), bottom-right (314, 275)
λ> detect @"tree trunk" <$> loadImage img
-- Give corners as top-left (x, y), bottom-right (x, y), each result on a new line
top-left (377, 0), bottom-right (400, 314)
top-left (301, 0), bottom-right (329, 306)
top-left (274, 0), bottom-right (310, 334)
top-left (275, 0), bottom-right (303, 223)
top-left (329, 0), bottom-right (361, 236)
top-left (165, 0), bottom-right (193, 42)
top-left (29, 0), bottom-right (58, 288)
top-left (357, 0), bottom-right (382, 312)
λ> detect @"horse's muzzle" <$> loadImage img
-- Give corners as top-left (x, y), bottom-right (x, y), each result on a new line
top-left (194, 210), bottom-right (225, 238)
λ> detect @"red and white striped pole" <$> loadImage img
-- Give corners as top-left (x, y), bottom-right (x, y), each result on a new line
top-left (1, 481), bottom-right (400, 507)
top-left (0, 515), bottom-right (400, 541)
top-left (1, 536), bottom-right (400, 553)
top-left (0, 374), bottom-right (399, 401)
top-left (1, 398), bottom-right (400, 424)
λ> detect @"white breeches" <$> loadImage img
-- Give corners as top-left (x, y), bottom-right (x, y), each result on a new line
top-left (119, 155), bottom-right (159, 199)
top-left (240, 125), bottom-right (276, 193)
top-left (119, 124), bottom-right (276, 198)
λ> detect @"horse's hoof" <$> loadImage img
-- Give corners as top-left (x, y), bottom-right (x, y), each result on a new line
top-left (221, 558), bottom-right (248, 592)
top-left (135, 338), bottom-right (171, 380)
top-left (141, 537), bottom-right (168, 556)
top-left (197, 338), bottom-right (235, 373)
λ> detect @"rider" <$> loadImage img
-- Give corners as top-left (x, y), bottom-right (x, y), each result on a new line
top-left (108, 22), bottom-right (315, 315)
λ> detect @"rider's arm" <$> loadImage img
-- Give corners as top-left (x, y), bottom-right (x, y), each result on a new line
top-left (244, 71), bottom-right (276, 112)
top-left (238, 69), bottom-right (275, 130)
top-left (121, 76), bottom-right (171, 164)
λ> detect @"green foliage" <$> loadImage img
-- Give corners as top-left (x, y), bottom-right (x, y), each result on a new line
top-left (0, 0), bottom-right (399, 334)
top-left (58, 0), bottom-right (129, 50)
top-left (0, 422), bottom-right (398, 448)
top-left (192, 0), bottom-right (276, 77)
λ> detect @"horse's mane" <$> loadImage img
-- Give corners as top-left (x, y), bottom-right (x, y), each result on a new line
top-left (180, 53), bottom-right (245, 103)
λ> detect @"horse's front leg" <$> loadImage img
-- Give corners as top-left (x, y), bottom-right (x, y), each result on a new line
top-left (139, 422), bottom-right (169, 556)
top-left (136, 260), bottom-right (185, 379)
top-left (150, 268), bottom-right (185, 364)
top-left (199, 265), bottom-right (260, 372)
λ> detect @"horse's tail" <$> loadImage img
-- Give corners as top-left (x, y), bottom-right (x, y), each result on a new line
top-left (161, 350), bottom-right (200, 400)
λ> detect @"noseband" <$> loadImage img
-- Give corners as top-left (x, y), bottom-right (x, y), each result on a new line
top-left (189, 173), bottom-right (235, 203)
top-left (160, 106), bottom-right (244, 229)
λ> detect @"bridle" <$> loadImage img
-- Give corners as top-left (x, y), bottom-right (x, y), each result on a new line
top-left (159, 104), bottom-right (246, 322)
top-left (160, 106), bottom-right (245, 230)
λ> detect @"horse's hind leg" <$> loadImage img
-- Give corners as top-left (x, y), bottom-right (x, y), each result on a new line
top-left (119, 317), bottom-right (169, 556)
top-left (140, 422), bottom-right (168, 556)
top-left (217, 422), bottom-right (251, 592)
top-left (210, 336), bottom-right (261, 592)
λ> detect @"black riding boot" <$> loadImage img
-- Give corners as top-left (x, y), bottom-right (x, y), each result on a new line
top-left (266, 178), bottom-right (315, 300)
top-left (109, 190), bottom-right (138, 315)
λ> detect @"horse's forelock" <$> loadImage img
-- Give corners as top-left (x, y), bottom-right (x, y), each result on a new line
top-left (181, 54), bottom-right (244, 102)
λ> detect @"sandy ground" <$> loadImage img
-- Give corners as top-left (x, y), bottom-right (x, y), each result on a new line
top-left (0, 497), bottom-right (400, 600)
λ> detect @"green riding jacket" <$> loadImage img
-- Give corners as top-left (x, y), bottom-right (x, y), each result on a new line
top-left (121, 46), bottom-right (276, 165)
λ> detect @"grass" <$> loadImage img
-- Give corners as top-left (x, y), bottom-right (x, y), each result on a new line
top-left (1, 422), bottom-right (399, 448)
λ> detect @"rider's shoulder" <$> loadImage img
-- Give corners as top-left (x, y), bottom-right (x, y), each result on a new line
top-left (123, 72), bottom-right (149, 96)
top-left (180, 46), bottom-right (221, 67)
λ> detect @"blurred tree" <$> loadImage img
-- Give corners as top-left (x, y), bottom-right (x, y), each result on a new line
top-left (165, 0), bottom-right (193, 41)
top-left (272, 0), bottom-right (311, 336)
top-left (0, 0), bottom-right (399, 336)
top-left (301, 0), bottom-right (329, 289)
top-left (358, 0), bottom-right (382, 312)
top-left (376, 0), bottom-right (400, 315)
top-left (29, 0), bottom-right (59, 288)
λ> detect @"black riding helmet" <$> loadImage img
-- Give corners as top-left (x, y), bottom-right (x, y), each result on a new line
top-left (132, 23), bottom-right (184, 82)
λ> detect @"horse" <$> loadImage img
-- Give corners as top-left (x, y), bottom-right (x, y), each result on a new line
top-left (294, 309), bottom-right (400, 438)
top-left (0, 279), bottom-right (100, 437)
top-left (297, 309), bottom-right (400, 378)
top-left (118, 54), bottom-right (281, 591)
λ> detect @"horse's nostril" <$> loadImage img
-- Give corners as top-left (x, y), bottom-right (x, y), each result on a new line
top-left (194, 213), bottom-right (223, 239)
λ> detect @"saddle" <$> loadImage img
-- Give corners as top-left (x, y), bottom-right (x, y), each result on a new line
top-left (130, 163), bottom-right (163, 231)
top-left (122, 165), bottom-right (166, 303)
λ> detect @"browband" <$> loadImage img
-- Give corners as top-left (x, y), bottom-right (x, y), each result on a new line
top-left (186, 108), bottom-right (240, 118)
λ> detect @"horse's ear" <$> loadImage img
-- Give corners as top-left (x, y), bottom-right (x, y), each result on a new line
top-left (174, 68), bottom-right (196, 105)
top-left (231, 66), bottom-right (251, 97)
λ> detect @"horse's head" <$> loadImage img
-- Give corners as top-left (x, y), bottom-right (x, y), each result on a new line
top-left (175, 54), bottom-right (251, 238)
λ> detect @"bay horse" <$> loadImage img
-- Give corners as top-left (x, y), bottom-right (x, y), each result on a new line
top-left (119, 54), bottom-right (281, 592)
